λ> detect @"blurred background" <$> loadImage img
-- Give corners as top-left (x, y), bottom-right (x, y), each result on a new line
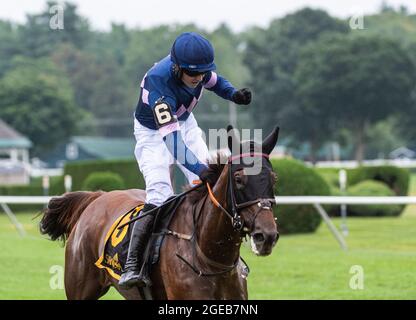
top-left (0, 0), bottom-right (415, 300)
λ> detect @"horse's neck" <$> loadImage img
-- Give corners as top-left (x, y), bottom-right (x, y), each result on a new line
top-left (197, 164), bottom-right (241, 266)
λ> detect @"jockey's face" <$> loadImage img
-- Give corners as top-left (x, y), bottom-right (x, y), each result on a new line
top-left (181, 70), bottom-right (205, 88)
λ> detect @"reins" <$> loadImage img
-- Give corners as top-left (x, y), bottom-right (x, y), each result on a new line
top-left (173, 152), bottom-right (274, 277)
top-left (117, 152), bottom-right (274, 277)
top-left (174, 193), bottom-right (244, 277)
top-left (117, 182), bottom-right (205, 230)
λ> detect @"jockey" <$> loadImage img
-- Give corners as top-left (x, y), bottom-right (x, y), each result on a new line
top-left (119, 32), bottom-right (252, 289)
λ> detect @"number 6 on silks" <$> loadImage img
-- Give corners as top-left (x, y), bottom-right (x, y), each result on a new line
top-left (153, 102), bottom-right (175, 126)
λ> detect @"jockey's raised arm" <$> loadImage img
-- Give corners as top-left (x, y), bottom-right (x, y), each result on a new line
top-left (120, 32), bottom-right (252, 289)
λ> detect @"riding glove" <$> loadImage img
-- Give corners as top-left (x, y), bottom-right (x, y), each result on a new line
top-left (232, 88), bottom-right (251, 105)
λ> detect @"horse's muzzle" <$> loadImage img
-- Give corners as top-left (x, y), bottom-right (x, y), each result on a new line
top-left (251, 229), bottom-right (279, 256)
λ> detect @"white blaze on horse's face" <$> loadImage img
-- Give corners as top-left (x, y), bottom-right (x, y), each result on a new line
top-left (250, 236), bottom-right (261, 256)
top-left (248, 204), bottom-right (279, 256)
top-left (235, 162), bottom-right (279, 256)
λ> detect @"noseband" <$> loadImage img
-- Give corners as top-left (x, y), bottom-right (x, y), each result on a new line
top-left (207, 152), bottom-right (276, 232)
top-left (174, 152), bottom-right (276, 278)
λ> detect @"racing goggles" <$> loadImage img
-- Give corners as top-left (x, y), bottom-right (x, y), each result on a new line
top-left (182, 69), bottom-right (207, 77)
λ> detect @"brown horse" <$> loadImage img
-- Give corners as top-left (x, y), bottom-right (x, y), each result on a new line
top-left (40, 126), bottom-right (279, 300)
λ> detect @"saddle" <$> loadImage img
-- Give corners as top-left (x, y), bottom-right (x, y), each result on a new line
top-left (95, 195), bottom-right (185, 281)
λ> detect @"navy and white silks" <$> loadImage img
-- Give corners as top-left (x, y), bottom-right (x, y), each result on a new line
top-left (133, 55), bottom-right (237, 206)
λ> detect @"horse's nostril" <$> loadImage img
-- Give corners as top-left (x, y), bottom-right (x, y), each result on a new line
top-left (252, 233), bottom-right (265, 243)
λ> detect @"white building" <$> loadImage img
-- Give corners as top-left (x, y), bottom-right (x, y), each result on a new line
top-left (389, 147), bottom-right (416, 160)
top-left (0, 119), bottom-right (32, 185)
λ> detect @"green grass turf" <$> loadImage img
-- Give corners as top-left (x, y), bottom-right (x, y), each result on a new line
top-left (0, 174), bottom-right (415, 300)
top-left (402, 173), bottom-right (416, 216)
top-left (0, 212), bottom-right (415, 300)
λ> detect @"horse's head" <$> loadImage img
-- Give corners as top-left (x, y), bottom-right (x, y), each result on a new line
top-left (227, 125), bottom-right (279, 256)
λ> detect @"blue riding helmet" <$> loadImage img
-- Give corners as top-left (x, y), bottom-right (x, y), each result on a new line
top-left (170, 32), bottom-right (216, 73)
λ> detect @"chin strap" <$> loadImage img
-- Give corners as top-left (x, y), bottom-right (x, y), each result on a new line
top-left (172, 64), bottom-right (183, 82)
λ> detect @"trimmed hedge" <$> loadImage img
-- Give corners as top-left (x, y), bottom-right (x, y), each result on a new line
top-left (271, 158), bottom-right (330, 234)
top-left (314, 167), bottom-right (342, 189)
top-left (0, 176), bottom-right (65, 196)
top-left (348, 166), bottom-right (410, 196)
top-left (316, 165), bottom-right (410, 217)
top-left (315, 167), bottom-right (361, 189)
top-left (348, 165), bottom-right (410, 217)
top-left (347, 180), bottom-right (402, 216)
top-left (82, 172), bottom-right (125, 191)
top-left (0, 176), bottom-right (65, 212)
top-left (64, 159), bottom-right (145, 191)
top-left (317, 168), bottom-right (358, 216)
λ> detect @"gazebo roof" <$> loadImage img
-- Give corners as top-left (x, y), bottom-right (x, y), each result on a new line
top-left (0, 119), bottom-right (32, 149)
top-left (71, 136), bottom-right (135, 159)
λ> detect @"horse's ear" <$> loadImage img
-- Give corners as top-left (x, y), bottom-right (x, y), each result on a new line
top-left (227, 125), bottom-right (241, 155)
top-left (262, 126), bottom-right (280, 155)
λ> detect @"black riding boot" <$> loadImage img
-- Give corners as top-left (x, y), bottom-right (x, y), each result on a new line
top-left (118, 203), bottom-right (157, 289)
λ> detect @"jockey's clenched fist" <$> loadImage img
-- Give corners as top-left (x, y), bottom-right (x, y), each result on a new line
top-left (232, 88), bottom-right (252, 105)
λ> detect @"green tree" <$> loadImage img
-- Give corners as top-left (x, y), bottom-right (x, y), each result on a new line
top-left (0, 57), bottom-right (85, 155)
top-left (51, 44), bottom-right (129, 127)
top-left (366, 117), bottom-right (406, 159)
top-left (361, 10), bottom-right (416, 142)
top-left (19, 1), bottom-right (90, 58)
top-left (364, 10), bottom-right (416, 64)
top-left (294, 33), bottom-right (416, 161)
top-left (86, 23), bottom-right (131, 66)
top-left (194, 24), bottom-right (251, 131)
top-left (243, 8), bottom-right (349, 141)
top-left (0, 20), bottom-right (22, 76)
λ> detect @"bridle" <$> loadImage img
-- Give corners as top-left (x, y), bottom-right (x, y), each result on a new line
top-left (207, 152), bottom-right (276, 233)
top-left (173, 152), bottom-right (276, 277)
top-left (118, 152), bottom-right (276, 234)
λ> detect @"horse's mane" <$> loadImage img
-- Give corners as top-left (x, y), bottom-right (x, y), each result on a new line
top-left (184, 153), bottom-right (228, 204)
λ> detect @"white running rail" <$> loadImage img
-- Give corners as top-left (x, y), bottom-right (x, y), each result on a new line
top-left (1, 196), bottom-right (415, 249)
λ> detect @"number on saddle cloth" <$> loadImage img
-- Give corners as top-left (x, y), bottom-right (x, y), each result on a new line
top-left (94, 196), bottom-right (186, 280)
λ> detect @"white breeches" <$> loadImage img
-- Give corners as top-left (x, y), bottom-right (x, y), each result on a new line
top-left (133, 114), bottom-right (210, 206)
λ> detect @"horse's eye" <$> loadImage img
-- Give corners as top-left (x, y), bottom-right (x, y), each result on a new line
top-left (234, 170), bottom-right (246, 189)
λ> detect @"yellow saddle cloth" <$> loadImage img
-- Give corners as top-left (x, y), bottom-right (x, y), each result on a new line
top-left (95, 204), bottom-right (144, 280)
